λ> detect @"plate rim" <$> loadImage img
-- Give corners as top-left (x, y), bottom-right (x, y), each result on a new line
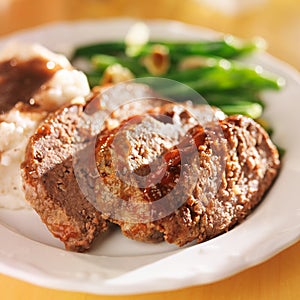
top-left (0, 17), bottom-right (300, 295)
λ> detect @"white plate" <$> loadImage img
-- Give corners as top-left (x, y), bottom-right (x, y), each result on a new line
top-left (0, 18), bottom-right (300, 295)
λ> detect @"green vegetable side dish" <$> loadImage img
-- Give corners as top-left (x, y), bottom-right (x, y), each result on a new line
top-left (71, 32), bottom-right (285, 154)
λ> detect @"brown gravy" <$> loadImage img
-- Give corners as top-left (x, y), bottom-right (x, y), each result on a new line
top-left (0, 57), bottom-right (60, 113)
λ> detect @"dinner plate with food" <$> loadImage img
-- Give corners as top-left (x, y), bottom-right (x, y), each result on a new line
top-left (0, 18), bottom-right (299, 295)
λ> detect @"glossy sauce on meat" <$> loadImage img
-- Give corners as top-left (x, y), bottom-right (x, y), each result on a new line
top-left (0, 57), bottom-right (60, 113)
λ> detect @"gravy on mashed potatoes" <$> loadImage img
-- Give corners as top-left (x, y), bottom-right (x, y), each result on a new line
top-left (0, 42), bottom-right (90, 209)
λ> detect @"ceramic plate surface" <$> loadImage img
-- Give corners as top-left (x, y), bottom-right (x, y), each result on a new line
top-left (0, 18), bottom-right (299, 295)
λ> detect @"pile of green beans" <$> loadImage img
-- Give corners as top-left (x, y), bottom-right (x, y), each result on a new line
top-left (71, 36), bottom-right (284, 122)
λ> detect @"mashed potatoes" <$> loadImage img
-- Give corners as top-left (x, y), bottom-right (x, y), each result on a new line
top-left (0, 42), bottom-right (90, 209)
top-left (0, 109), bottom-right (46, 209)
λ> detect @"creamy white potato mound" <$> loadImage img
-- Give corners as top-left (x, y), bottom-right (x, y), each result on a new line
top-left (0, 109), bottom-right (46, 209)
top-left (0, 42), bottom-right (90, 209)
top-left (34, 69), bottom-right (90, 111)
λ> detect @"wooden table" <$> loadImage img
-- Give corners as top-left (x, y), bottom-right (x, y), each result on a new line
top-left (0, 0), bottom-right (299, 299)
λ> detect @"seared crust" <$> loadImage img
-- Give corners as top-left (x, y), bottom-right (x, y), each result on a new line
top-left (21, 83), bottom-right (164, 251)
top-left (21, 80), bottom-right (280, 250)
top-left (95, 112), bottom-right (280, 246)
top-left (21, 102), bottom-right (108, 252)
top-left (156, 115), bottom-right (280, 246)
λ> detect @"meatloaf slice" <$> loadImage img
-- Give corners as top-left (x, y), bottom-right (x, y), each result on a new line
top-left (21, 83), bottom-right (162, 251)
top-left (21, 101), bottom-right (105, 252)
top-left (94, 102), bottom-right (226, 242)
top-left (95, 113), bottom-right (280, 246)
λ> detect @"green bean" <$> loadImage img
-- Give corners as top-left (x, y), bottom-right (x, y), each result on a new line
top-left (71, 36), bottom-right (264, 61)
top-left (86, 71), bottom-right (103, 87)
top-left (71, 32), bottom-right (285, 155)
top-left (202, 91), bottom-right (265, 107)
top-left (89, 55), bottom-right (283, 93)
top-left (72, 42), bottom-right (126, 59)
top-left (217, 101), bottom-right (263, 119)
top-left (134, 37), bottom-right (264, 59)
top-left (166, 64), bottom-right (283, 93)
top-left (142, 64), bottom-right (282, 100)
top-left (91, 54), bottom-right (147, 75)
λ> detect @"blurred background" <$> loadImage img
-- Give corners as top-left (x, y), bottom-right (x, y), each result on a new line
top-left (0, 0), bottom-right (299, 69)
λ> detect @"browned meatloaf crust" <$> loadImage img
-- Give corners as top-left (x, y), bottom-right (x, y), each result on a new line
top-left (22, 79), bottom-right (280, 250)
top-left (21, 101), bottom-right (106, 252)
top-left (95, 112), bottom-right (280, 246)
top-left (21, 83), bottom-right (164, 251)
top-left (21, 80), bottom-right (224, 251)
